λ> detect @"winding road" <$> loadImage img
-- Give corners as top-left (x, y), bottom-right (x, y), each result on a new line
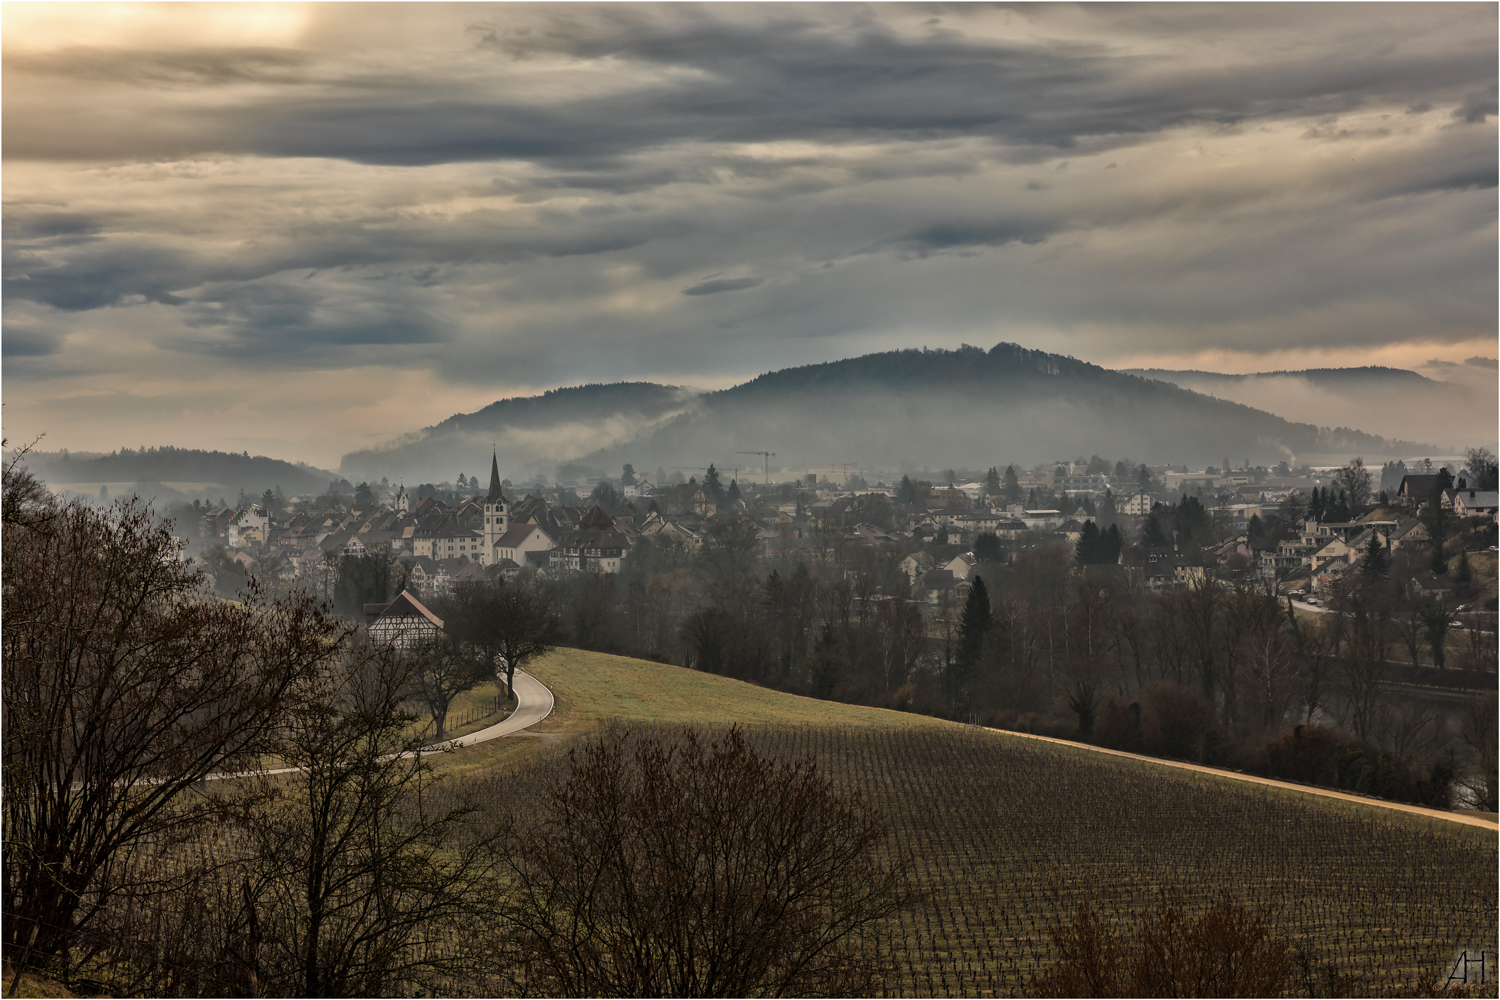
top-left (206, 670), bottom-right (555, 781)
top-left (437, 669), bottom-right (554, 749)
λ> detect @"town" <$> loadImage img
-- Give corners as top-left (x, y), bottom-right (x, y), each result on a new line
top-left (178, 450), bottom-right (1498, 616)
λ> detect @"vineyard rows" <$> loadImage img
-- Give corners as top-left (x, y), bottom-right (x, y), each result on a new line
top-left (484, 723), bottom-right (1498, 997)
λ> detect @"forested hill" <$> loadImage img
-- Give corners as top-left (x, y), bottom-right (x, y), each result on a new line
top-left (1124, 365), bottom-right (1471, 452)
top-left (13, 446), bottom-right (333, 499)
top-left (1127, 366), bottom-right (1439, 388)
top-left (338, 344), bottom-right (1436, 484)
top-left (340, 382), bottom-right (692, 484)
top-left (577, 343), bottom-right (1432, 472)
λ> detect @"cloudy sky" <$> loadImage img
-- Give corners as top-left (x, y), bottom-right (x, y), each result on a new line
top-left (4, 3), bottom-right (1495, 468)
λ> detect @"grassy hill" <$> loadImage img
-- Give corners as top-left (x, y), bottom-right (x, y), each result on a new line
top-left (525, 647), bottom-right (957, 732)
top-left (447, 649), bottom-right (1496, 996)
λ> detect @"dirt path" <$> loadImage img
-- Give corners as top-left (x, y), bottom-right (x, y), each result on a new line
top-left (988, 728), bottom-right (1500, 832)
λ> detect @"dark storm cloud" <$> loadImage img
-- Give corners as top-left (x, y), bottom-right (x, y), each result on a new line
top-left (1454, 85), bottom-right (1498, 123)
top-left (683, 277), bottom-right (763, 296)
top-left (9, 5), bottom-right (1493, 171)
top-left (1, 327), bottom-right (64, 358)
top-left (3, 241), bottom-right (191, 310)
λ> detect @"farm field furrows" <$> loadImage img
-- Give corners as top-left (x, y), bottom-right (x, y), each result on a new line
top-left (487, 723), bottom-right (1499, 998)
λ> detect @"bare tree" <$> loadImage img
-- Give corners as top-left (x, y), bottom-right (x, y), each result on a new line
top-left (440, 581), bottom-right (562, 699)
top-left (1455, 693), bottom-right (1499, 811)
top-left (1, 435), bottom-right (56, 530)
top-left (497, 727), bottom-right (907, 998)
top-left (1241, 629), bottom-right (1297, 731)
top-left (1338, 617), bottom-right (1393, 743)
top-left (404, 635), bottom-right (491, 742)
top-left (1416, 597), bottom-right (1454, 668)
top-left (2, 496), bottom-right (347, 975)
top-left (696, 516), bottom-right (764, 612)
top-left (1333, 458), bottom-right (1372, 513)
top-left (239, 645), bottom-right (504, 997)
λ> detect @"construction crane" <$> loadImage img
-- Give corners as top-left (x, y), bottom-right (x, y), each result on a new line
top-left (736, 450), bottom-right (776, 485)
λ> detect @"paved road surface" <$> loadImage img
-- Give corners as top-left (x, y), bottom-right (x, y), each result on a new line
top-left (439, 669), bottom-right (554, 748)
top-left (209, 669), bottom-right (554, 780)
top-left (988, 728), bottom-right (1499, 832)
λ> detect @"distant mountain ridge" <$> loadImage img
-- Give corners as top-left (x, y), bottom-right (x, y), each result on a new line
top-left (1124, 365), bottom-right (1470, 452)
top-left (567, 343), bottom-right (1433, 474)
top-left (1127, 366), bottom-right (1438, 386)
top-left (16, 348), bottom-right (1448, 500)
top-left (340, 382), bottom-right (694, 484)
top-left (339, 343), bottom-right (1437, 483)
top-left (12, 446), bottom-right (334, 499)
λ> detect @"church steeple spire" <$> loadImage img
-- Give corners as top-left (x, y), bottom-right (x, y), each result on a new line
top-left (487, 450), bottom-right (504, 502)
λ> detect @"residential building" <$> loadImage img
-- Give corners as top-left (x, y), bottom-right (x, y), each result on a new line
top-left (365, 590), bottom-right (444, 648)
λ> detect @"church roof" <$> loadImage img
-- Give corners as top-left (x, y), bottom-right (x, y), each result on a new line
top-left (487, 451), bottom-right (505, 503)
top-left (581, 504), bottom-right (615, 529)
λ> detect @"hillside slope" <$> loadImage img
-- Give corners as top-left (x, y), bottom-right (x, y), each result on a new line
top-left (1127, 366), bottom-right (1479, 452)
top-left (339, 344), bottom-right (1439, 485)
top-left (340, 382), bottom-right (692, 484)
top-left (11, 446), bottom-right (334, 500)
top-left (523, 647), bottom-right (956, 733)
top-left (580, 343), bottom-right (1431, 472)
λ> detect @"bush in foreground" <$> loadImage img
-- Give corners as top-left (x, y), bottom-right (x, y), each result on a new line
top-left (496, 726), bottom-right (907, 997)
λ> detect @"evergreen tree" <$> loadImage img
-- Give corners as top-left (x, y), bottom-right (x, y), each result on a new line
top-left (1308, 486), bottom-right (1325, 522)
top-left (935, 525), bottom-right (949, 546)
top-left (1003, 465), bottom-right (1021, 503)
top-left (1102, 524), bottom-right (1124, 563)
top-left (974, 532), bottom-right (1002, 563)
top-left (621, 463), bottom-right (638, 486)
top-left (897, 475), bottom-right (916, 505)
top-left (953, 575), bottom-right (992, 705)
top-left (1360, 531), bottom-right (1390, 581)
top-left (1075, 521), bottom-right (1102, 564)
top-left (726, 479), bottom-right (742, 505)
top-left (1143, 510), bottom-right (1170, 547)
top-left (703, 464), bottom-right (724, 504)
top-left (985, 467), bottom-right (1000, 493)
top-left (1326, 489), bottom-right (1350, 523)
top-left (1455, 547), bottom-right (1473, 590)
top-left (1436, 466), bottom-right (1455, 491)
top-left (355, 481), bottom-right (374, 504)
top-left (1426, 501), bottom-right (1451, 576)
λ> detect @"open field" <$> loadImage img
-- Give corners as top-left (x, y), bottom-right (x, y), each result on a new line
top-left (522, 646), bottom-right (960, 732)
top-left (429, 648), bottom-right (958, 777)
top-left (479, 723), bottom-right (1499, 997)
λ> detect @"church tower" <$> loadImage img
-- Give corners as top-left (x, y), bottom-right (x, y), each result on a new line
top-left (483, 450), bottom-right (508, 565)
